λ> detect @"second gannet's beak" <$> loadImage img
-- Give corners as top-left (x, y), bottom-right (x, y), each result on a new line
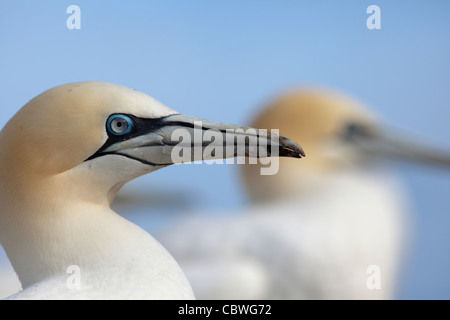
top-left (342, 122), bottom-right (450, 167)
top-left (87, 113), bottom-right (305, 167)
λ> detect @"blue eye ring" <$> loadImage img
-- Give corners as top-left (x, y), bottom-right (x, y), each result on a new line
top-left (106, 114), bottom-right (133, 136)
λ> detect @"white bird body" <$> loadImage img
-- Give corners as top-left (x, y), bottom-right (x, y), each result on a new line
top-left (2, 173), bottom-right (193, 299)
top-left (160, 167), bottom-right (408, 299)
top-left (6, 210), bottom-right (193, 300)
top-left (0, 81), bottom-right (304, 299)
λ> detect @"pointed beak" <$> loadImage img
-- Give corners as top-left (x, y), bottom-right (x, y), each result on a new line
top-left (101, 113), bottom-right (305, 166)
top-left (344, 123), bottom-right (450, 167)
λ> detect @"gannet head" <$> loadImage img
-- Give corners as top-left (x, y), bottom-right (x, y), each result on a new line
top-left (0, 81), bottom-right (304, 206)
top-left (242, 87), bottom-right (450, 202)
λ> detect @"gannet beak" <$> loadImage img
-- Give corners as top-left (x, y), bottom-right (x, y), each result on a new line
top-left (89, 113), bottom-right (305, 166)
top-left (343, 123), bottom-right (450, 167)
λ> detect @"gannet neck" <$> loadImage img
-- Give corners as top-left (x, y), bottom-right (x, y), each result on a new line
top-left (0, 163), bottom-right (193, 299)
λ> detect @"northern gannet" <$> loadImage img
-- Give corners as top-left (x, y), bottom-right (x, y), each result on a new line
top-left (0, 81), bottom-right (304, 299)
top-left (159, 88), bottom-right (450, 299)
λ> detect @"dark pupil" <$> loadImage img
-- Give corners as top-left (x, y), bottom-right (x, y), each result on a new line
top-left (112, 118), bottom-right (127, 133)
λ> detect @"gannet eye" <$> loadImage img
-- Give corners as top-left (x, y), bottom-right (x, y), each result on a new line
top-left (106, 114), bottom-right (133, 136)
top-left (342, 122), bottom-right (371, 141)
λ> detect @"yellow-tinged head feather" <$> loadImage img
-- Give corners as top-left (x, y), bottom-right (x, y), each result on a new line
top-left (0, 81), bottom-right (175, 176)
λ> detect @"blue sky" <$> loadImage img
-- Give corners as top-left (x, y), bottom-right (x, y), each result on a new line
top-left (1, 1), bottom-right (450, 299)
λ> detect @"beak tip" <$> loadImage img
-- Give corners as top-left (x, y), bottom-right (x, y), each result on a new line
top-left (298, 146), bottom-right (306, 158)
top-left (279, 146), bottom-right (306, 159)
top-left (278, 135), bottom-right (306, 159)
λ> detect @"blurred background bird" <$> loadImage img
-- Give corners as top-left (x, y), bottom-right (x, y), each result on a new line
top-left (157, 87), bottom-right (450, 299)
